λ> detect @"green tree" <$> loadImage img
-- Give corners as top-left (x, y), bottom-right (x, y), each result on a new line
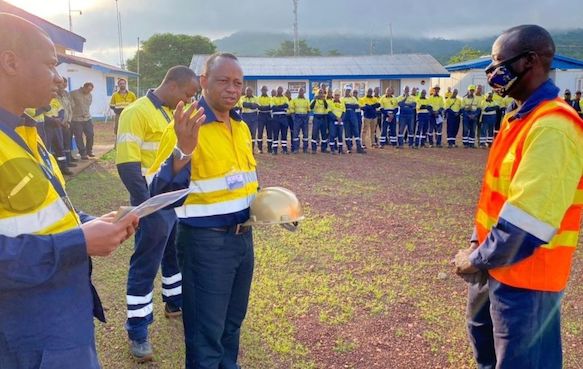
top-left (126, 33), bottom-right (216, 96)
top-left (266, 39), bottom-right (321, 56)
top-left (327, 49), bottom-right (341, 56)
top-left (447, 46), bottom-right (484, 64)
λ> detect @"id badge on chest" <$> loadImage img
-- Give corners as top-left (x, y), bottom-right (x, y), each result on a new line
top-left (226, 172), bottom-right (245, 191)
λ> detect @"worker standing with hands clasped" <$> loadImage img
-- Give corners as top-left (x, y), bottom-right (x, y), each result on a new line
top-left (0, 13), bottom-right (138, 369)
top-left (454, 25), bottom-right (583, 369)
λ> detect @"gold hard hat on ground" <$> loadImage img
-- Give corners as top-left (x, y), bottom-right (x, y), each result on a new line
top-left (244, 186), bottom-right (305, 231)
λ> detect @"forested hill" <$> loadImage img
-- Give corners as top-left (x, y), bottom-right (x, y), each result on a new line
top-left (214, 29), bottom-right (583, 64)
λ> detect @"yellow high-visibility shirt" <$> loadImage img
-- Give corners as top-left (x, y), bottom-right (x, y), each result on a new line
top-left (428, 95), bottom-right (444, 112)
top-left (148, 98), bottom-right (257, 223)
top-left (444, 97), bottom-right (462, 113)
top-left (311, 99), bottom-right (329, 115)
top-left (115, 94), bottom-right (173, 178)
top-left (45, 98), bottom-right (63, 118)
top-left (110, 90), bottom-right (137, 109)
top-left (481, 99), bottom-right (498, 116)
top-left (257, 95), bottom-right (272, 111)
top-left (463, 96), bottom-right (480, 111)
top-left (380, 95), bottom-right (398, 110)
top-left (238, 96), bottom-right (259, 113)
top-left (24, 108), bottom-right (45, 123)
top-left (416, 97), bottom-right (431, 113)
top-left (329, 100), bottom-right (346, 119)
top-left (290, 97), bottom-right (310, 114)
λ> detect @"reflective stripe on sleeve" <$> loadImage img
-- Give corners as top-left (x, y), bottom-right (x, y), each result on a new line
top-left (499, 202), bottom-right (557, 243)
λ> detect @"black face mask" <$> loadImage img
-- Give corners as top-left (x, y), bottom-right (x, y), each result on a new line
top-left (485, 51), bottom-right (532, 97)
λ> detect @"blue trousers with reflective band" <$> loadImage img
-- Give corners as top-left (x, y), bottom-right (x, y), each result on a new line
top-left (398, 114), bottom-right (415, 147)
top-left (427, 113), bottom-right (443, 146)
top-left (463, 114), bottom-right (478, 147)
top-left (241, 113), bottom-right (258, 150)
top-left (415, 112), bottom-right (430, 147)
top-left (176, 225), bottom-right (254, 369)
top-left (311, 115), bottom-right (329, 152)
top-left (343, 110), bottom-right (361, 150)
top-left (356, 112), bottom-right (363, 140)
top-left (328, 120), bottom-right (344, 152)
top-left (272, 114), bottom-right (288, 153)
top-left (467, 278), bottom-right (563, 369)
top-left (446, 111), bottom-right (460, 146)
top-left (257, 112), bottom-right (271, 152)
top-left (0, 342), bottom-right (100, 369)
top-left (126, 208), bottom-right (181, 342)
top-left (292, 114), bottom-right (309, 152)
top-left (480, 114), bottom-right (496, 146)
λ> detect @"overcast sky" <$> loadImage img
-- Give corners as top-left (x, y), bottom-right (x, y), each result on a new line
top-left (6, 0), bottom-right (583, 66)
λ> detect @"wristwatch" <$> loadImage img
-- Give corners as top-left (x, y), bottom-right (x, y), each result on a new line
top-left (172, 146), bottom-right (192, 160)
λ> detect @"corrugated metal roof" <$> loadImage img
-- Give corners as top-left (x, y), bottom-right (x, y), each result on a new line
top-left (190, 54), bottom-right (449, 78)
top-left (445, 54), bottom-right (583, 72)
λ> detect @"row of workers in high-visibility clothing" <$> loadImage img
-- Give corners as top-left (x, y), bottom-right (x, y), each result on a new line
top-left (236, 84), bottom-right (514, 153)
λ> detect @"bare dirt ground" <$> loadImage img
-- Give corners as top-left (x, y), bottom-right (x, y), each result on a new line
top-left (69, 127), bottom-right (583, 369)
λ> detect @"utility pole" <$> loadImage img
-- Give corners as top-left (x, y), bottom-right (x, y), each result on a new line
top-left (115, 0), bottom-right (125, 69)
top-left (137, 37), bottom-right (140, 96)
top-left (68, 0), bottom-right (82, 32)
top-left (389, 23), bottom-right (394, 55)
top-left (292, 0), bottom-right (299, 56)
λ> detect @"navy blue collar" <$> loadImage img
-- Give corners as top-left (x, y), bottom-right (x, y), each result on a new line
top-left (146, 89), bottom-right (166, 110)
top-left (511, 79), bottom-right (559, 121)
top-left (199, 96), bottom-right (242, 124)
top-left (0, 106), bottom-right (23, 130)
top-left (0, 106), bottom-right (36, 129)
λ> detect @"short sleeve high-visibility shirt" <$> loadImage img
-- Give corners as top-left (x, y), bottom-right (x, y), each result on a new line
top-left (115, 90), bottom-right (173, 178)
top-left (110, 90), bottom-right (137, 109)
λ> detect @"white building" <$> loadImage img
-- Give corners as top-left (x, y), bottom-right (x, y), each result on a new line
top-left (436, 54), bottom-right (583, 95)
top-left (190, 54), bottom-right (449, 99)
top-left (57, 54), bottom-right (138, 120)
top-left (0, 1), bottom-right (138, 120)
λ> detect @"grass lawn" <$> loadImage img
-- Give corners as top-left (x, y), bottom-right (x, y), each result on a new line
top-left (66, 122), bottom-right (583, 369)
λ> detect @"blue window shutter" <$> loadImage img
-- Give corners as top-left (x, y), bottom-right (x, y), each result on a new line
top-left (106, 77), bottom-right (115, 96)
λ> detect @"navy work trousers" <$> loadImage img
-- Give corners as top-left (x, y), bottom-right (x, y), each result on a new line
top-left (398, 114), bottom-right (415, 147)
top-left (257, 112), bottom-right (271, 153)
top-left (126, 209), bottom-right (181, 342)
top-left (311, 115), bottom-right (329, 152)
top-left (446, 111), bottom-right (460, 146)
top-left (292, 114), bottom-right (309, 152)
top-left (272, 114), bottom-right (288, 154)
top-left (241, 112), bottom-right (258, 150)
top-left (467, 278), bottom-right (563, 369)
top-left (177, 225), bottom-right (254, 369)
